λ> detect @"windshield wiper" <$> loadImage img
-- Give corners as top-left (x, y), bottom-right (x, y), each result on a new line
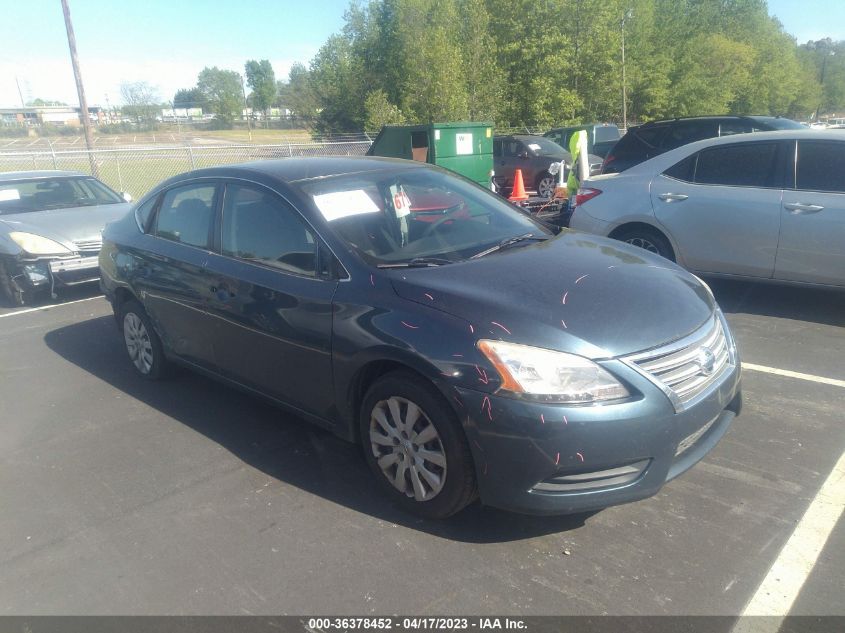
top-left (470, 233), bottom-right (549, 259)
top-left (377, 256), bottom-right (457, 269)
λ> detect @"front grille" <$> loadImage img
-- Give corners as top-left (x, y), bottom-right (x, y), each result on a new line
top-left (625, 315), bottom-right (731, 410)
top-left (73, 238), bottom-right (102, 255)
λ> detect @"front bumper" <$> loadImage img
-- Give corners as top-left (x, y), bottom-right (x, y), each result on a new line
top-left (456, 359), bottom-right (741, 515)
top-left (4, 254), bottom-right (100, 291)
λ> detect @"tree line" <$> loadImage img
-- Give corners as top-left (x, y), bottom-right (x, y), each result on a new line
top-left (165, 1), bottom-right (845, 132)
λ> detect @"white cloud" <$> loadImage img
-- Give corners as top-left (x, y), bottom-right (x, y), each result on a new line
top-left (0, 56), bottom-right (302, 108)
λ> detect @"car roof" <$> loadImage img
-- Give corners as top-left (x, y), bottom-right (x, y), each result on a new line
top-left (0, 170), bottom-right (86, 181)
top-left (635, 115), bottom-right (796, 128)
top-left (171, 156), bottom-right (429, 185)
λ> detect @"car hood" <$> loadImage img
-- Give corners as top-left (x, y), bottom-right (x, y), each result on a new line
top-left (389, 232), bottom-right (715, 359)
top-left (0, 203), bottom-right (131, 254)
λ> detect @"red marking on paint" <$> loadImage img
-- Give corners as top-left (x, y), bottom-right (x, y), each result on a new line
top-left (369, 274), bottom-right (375, 287)
top-left (563, 415), bottom-right (568, 425)
top-left (576, 452), bottom-right (584, 462)
top-left (491, 321), bottom-right (511, 335)
top-left (575, 274), bottom-right (589, 284)
top-left (424, 293), bottom-right (434, 301)
top-left (562, 291), bottom-right (569, 305)
top-left (540, 413), bottom-right (545, 425)
top-left (555, 452), bottom-right (560, 465)
top-left (469, 324), bottom-right (475, 334)
top-left (401, 321), bottom-right (419, 329)
top-left (561, 319), bottom-right (567, 329)
top-left (481, 396), bottom-right (493, 420)
top-left (475, 365), bottom-right (490, 385)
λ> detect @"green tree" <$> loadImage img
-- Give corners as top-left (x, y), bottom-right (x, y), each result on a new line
top-left (173, 88), bottom-right (208, 112)
top-left (196, 67), bottom-right (243, 126)
top-left (364, 89), bottom-right (406, 132)
top-left (245, 59), bottom-right (277, 124)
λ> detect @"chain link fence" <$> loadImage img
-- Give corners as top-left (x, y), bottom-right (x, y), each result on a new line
top-left (0, 140), bottom-right (372, 199)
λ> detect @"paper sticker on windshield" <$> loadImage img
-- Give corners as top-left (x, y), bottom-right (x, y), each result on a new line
top-left (527, 143), bottom-right (542, 152)
top-left (0, 189), bottom-right (21, 201)
top-left (313, 190), bottom-right (379, 222)
top-left (393, 190), bottom-right (412, 218)
top-left (456, 133), bottom-right (473, 155)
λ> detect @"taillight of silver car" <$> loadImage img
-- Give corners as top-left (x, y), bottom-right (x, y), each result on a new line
top-left (573, 187), bottom-right (602, 209)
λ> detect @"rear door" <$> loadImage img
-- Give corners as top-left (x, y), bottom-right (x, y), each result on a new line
top-left (133, 180), bottom-right (219, 370)
top-left (651, 140), bottom-right (787, 277)
top-left (775, 139), bottom-right (845, 286)
top-left (203, 181), bottom-right (337, 418)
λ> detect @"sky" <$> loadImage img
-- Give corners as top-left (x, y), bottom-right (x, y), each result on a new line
top-left (0, 0), bottom-right (843, 109)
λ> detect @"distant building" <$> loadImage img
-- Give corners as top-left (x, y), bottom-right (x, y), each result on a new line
top-left (0, 105), bottom-right (108, 127)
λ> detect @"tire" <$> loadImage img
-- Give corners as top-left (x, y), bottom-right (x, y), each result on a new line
top-left (120, 300), bottom-right (169, 380)
top-left (613, 227), bottom-right (675, 261)
top-left (536, 172), bottom-right (556, 199)
top-left (359, 371), bottom-right (477, 519)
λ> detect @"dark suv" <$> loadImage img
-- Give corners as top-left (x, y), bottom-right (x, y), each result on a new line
top-left (601, 116), bottom-right (805, 174)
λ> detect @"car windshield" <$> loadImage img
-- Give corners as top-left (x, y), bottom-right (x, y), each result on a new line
top-left (0, 177), bottom-right (123, 215)
top-left (519, 136), bottom-right (566, 157)
top-left (301, 166), bottom-right (551, 266)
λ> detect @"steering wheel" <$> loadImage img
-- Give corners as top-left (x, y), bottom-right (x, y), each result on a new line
top-left (419, 202), bottom-right (467, 238)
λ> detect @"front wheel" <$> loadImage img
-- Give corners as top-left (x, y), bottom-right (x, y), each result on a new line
top-left (360, 371), bottom-right (477, 519)
top-left (120, 300), bottom-right (169, 380)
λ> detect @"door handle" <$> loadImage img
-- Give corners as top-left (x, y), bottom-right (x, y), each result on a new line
top-left (658, 193), bottom-right (689, 202)
top-left (784, 202), bottom-right (824, 214)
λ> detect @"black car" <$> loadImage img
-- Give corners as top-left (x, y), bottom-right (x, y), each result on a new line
top-left (100, 157), bottom-right (741, 518)
top-left (601, 115), bottom-right (806, 174)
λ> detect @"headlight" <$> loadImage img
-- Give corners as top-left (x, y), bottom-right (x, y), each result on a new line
top-left (477, 340), bottom-right (630, 404)
top-left (9, 232), bottom-right (72, 256)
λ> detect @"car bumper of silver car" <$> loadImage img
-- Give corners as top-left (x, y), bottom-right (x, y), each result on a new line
top-left (453, 332), bottom-right (742, 516)
top-left (8, 254), bottom-right (101, 290)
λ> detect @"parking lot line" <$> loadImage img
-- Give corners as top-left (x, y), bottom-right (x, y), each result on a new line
top-left (735, 450), bottom-right (844, 631)
top-left (743, 362), bottom-right (845, 389)
top-left (0, 295), bottom-right (102, 319)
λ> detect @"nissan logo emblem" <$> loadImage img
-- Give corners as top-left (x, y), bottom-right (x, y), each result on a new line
top-left (697, 347), bottom-right (716, 376)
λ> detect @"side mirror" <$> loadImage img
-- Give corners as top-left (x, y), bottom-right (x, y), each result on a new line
top-left (120, 192), bottom-right (133, 203)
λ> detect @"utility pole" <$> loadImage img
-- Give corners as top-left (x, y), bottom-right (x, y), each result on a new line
top-left (14, 76), bottom-right (26, 109)
top-left (61, 0), bottom-right (99, 177)
top-left (621, 9), bottom-right (633, 132)
top-left (240, 74), bottom-right (253, 143)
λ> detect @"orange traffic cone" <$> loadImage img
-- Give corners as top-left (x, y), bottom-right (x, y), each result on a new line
top-left (509, 168), bottom-right (529, 202)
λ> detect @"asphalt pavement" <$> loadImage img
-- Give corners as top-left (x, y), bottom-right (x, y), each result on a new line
top-left (0, 280), bottom-right (842, 615)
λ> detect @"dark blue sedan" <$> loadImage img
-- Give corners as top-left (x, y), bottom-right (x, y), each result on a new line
top-left (99, 157), bottom-right (742, 518)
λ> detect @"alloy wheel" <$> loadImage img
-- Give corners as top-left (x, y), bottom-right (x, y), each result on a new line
top-left (537, 176), bottom-right (555, 198)
top-left (123, 312), bottom-right (154, 375)
top-left (625, 237), bottom-right (660, 254)
top-left (369, 396), bottom-right (447, 502)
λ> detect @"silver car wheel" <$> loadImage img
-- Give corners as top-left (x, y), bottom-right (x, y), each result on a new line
top-left (625, 237), bottom-right (660, 254)
top-left (370, 396), bottom-right (447, 502)
top-left (123, 312), bottom-right (154, 375)
top-left (537, 175), bottom-right (555, 199)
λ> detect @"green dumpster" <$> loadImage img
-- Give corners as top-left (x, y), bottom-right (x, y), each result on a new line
top-left (366, 122), bottom-right (494, 187)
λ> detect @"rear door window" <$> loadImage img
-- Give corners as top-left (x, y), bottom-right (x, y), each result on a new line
top-left (693, 142), bottom-right (781, 188)
top-left (796, 141), bottom-right (845, 193)
top-left (662, 120), bottom-right (719, 150)
top-left (154, 183), bottom-right (217, 249)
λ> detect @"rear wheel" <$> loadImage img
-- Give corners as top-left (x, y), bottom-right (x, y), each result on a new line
top-left (120, 300), bottom-right (169, 380)
top-left (613, 227), bottom-right (675, 261)
top-left (360, 371), bottom-right (476, 519)
top-left (536, 172), bottom-right (556, 199)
